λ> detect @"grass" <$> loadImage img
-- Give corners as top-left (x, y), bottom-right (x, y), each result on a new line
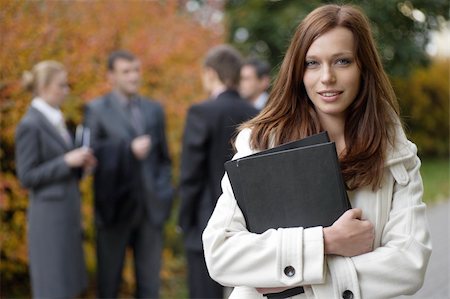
top-left (420, 157), bottom-right (449, 204)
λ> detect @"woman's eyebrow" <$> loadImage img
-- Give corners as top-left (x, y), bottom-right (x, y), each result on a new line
top-left (305, 51), bottom-right (354, 60)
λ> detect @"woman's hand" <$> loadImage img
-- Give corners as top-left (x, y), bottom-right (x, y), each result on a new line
top-left (323, 208), bottom-right (374, 257)
top-left (64, 147), bottom-right (96, 168)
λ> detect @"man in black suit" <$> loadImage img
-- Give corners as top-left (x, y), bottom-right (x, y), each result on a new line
top-left (179, 45), bottom-right (258, 298)
top-left (84, 51), bottom-right (173, 298)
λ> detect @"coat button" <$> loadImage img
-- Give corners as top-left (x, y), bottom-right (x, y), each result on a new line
top-left (342, 290), bottom-right (354, 299)
top-left (283, 266), bottom-right (295, 277)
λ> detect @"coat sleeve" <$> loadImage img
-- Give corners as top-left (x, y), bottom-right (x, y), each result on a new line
top-left (84, 103), bottom-right (110, 150)
top-left (178, 105), bottom-right (209, 231)
top-left (202, 128), bottom-right (326, 288)
top-left (323, 142), bottom-right (432, 299)
top-left (15, 121), bottom-right (72, 189)
top-left (154, 104), bottom-right (173, 203)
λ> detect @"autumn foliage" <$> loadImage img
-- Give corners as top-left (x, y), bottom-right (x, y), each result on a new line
top-left (1, 1), bottom-right (448, 297)
top-left (393, 59), bottom-right (450, 157)
top-left (0, 1), bottom-right (222, 297)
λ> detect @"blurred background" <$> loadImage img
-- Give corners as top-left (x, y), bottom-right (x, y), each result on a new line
top-left (0, 0), bottom-right (448, 298)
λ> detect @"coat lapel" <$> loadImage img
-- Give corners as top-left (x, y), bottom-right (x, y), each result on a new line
top-left (29, 107), bottom-right (71, 151)
top-left (105, 93), bottom-right (137, 138)
top-left (137, 98), bottom-right (152, 133)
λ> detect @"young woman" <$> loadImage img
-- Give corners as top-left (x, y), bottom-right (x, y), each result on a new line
top-left (203, 4), bottom-right (431, 299)
top-left (15, 61), bottom-right (96, 298)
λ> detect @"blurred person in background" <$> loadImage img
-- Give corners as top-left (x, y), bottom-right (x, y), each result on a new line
top-left (84, 50), bottom-right (174, 299)
top-left (15, 60), bottom-right (96, 299)
top-left (239, 57), bottom-right (271, 111)
top-left (178, 45), bottom-right (258, 299)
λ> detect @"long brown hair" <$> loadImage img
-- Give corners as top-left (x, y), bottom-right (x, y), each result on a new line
top-left (242, 4), bottom-right (400, 190)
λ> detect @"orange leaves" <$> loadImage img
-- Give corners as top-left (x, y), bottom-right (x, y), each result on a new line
top-left (1, 1), bottom-right (222, 296)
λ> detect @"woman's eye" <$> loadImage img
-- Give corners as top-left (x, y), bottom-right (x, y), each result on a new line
top-left (305, 60), bottom-right (318, 67)
top-left (336, 58), bottom-right (351, 65)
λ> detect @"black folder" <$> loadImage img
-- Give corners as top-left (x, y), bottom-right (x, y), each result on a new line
top-left (225, 131), bottom-right (350, 234)
top-left (224, 132), bottom-right (351, 299)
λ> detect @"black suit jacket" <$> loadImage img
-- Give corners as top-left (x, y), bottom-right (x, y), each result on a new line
top-left (179, 90), bottom-right (258, 250)
top-left (84, 92), bottom-right (174, 228)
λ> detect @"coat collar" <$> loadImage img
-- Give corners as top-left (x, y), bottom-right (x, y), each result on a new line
top-left (29, 106), bottom-right (71, 150)
top-left (105, 92), bottom-right (140, 137)
top-left (214, 89), bottom-right (240, 101)
top-left (31, 97), bottom-right (64, 127)
top-left (384, 125), bottom-right (416, 167)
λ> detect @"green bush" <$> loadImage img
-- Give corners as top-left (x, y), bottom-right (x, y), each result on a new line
top-left (393, 59), bottom-right (450, 157)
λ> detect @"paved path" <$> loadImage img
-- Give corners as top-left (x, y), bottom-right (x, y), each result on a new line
top-left (397, 200), bottom-right (449, 299)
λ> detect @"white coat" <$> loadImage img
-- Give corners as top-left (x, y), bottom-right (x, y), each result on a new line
top-left (203, 128), bottom-right (432, 299)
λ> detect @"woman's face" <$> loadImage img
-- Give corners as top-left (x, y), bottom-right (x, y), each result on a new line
top-left (303, 26), bottom-right (361, 123)
top-left (40, 71), bottom-right (69, 107)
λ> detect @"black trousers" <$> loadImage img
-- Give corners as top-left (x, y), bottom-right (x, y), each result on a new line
top-left (96, 215), bottom-right (163, 299)
top-left (186, 250), bottom-right (223, 299)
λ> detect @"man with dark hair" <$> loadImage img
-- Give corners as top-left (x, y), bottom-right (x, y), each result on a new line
top-left (179, 45), bottom-right (258, 298)
top-left (240, 57), bottom-right (271, 110)
top-left (85, 50), bottom-right (173, 298)
top-left (106, 50), bottom-right (137, 71)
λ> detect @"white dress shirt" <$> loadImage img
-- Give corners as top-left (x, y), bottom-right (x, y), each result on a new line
top-left (31, 97), bottom-right (71, 145)
top-left (253, 92), bottom-right (269, 110)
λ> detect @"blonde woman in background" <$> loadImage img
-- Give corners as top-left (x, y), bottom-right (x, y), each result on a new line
top-left (15, 60), bottom-right (96, 298)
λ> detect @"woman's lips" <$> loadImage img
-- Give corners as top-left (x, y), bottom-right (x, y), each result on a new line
top-left (317, 90), bottom-right (343, 102)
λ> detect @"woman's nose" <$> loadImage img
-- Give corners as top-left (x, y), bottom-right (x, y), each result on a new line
top-left (320, 65), bottom-right (336, 84)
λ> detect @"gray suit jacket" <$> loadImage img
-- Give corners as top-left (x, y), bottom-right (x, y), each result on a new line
top-left (85, 92), bottom-right (174, 228)
top-left (15, 107), bottom-right (87, 298)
